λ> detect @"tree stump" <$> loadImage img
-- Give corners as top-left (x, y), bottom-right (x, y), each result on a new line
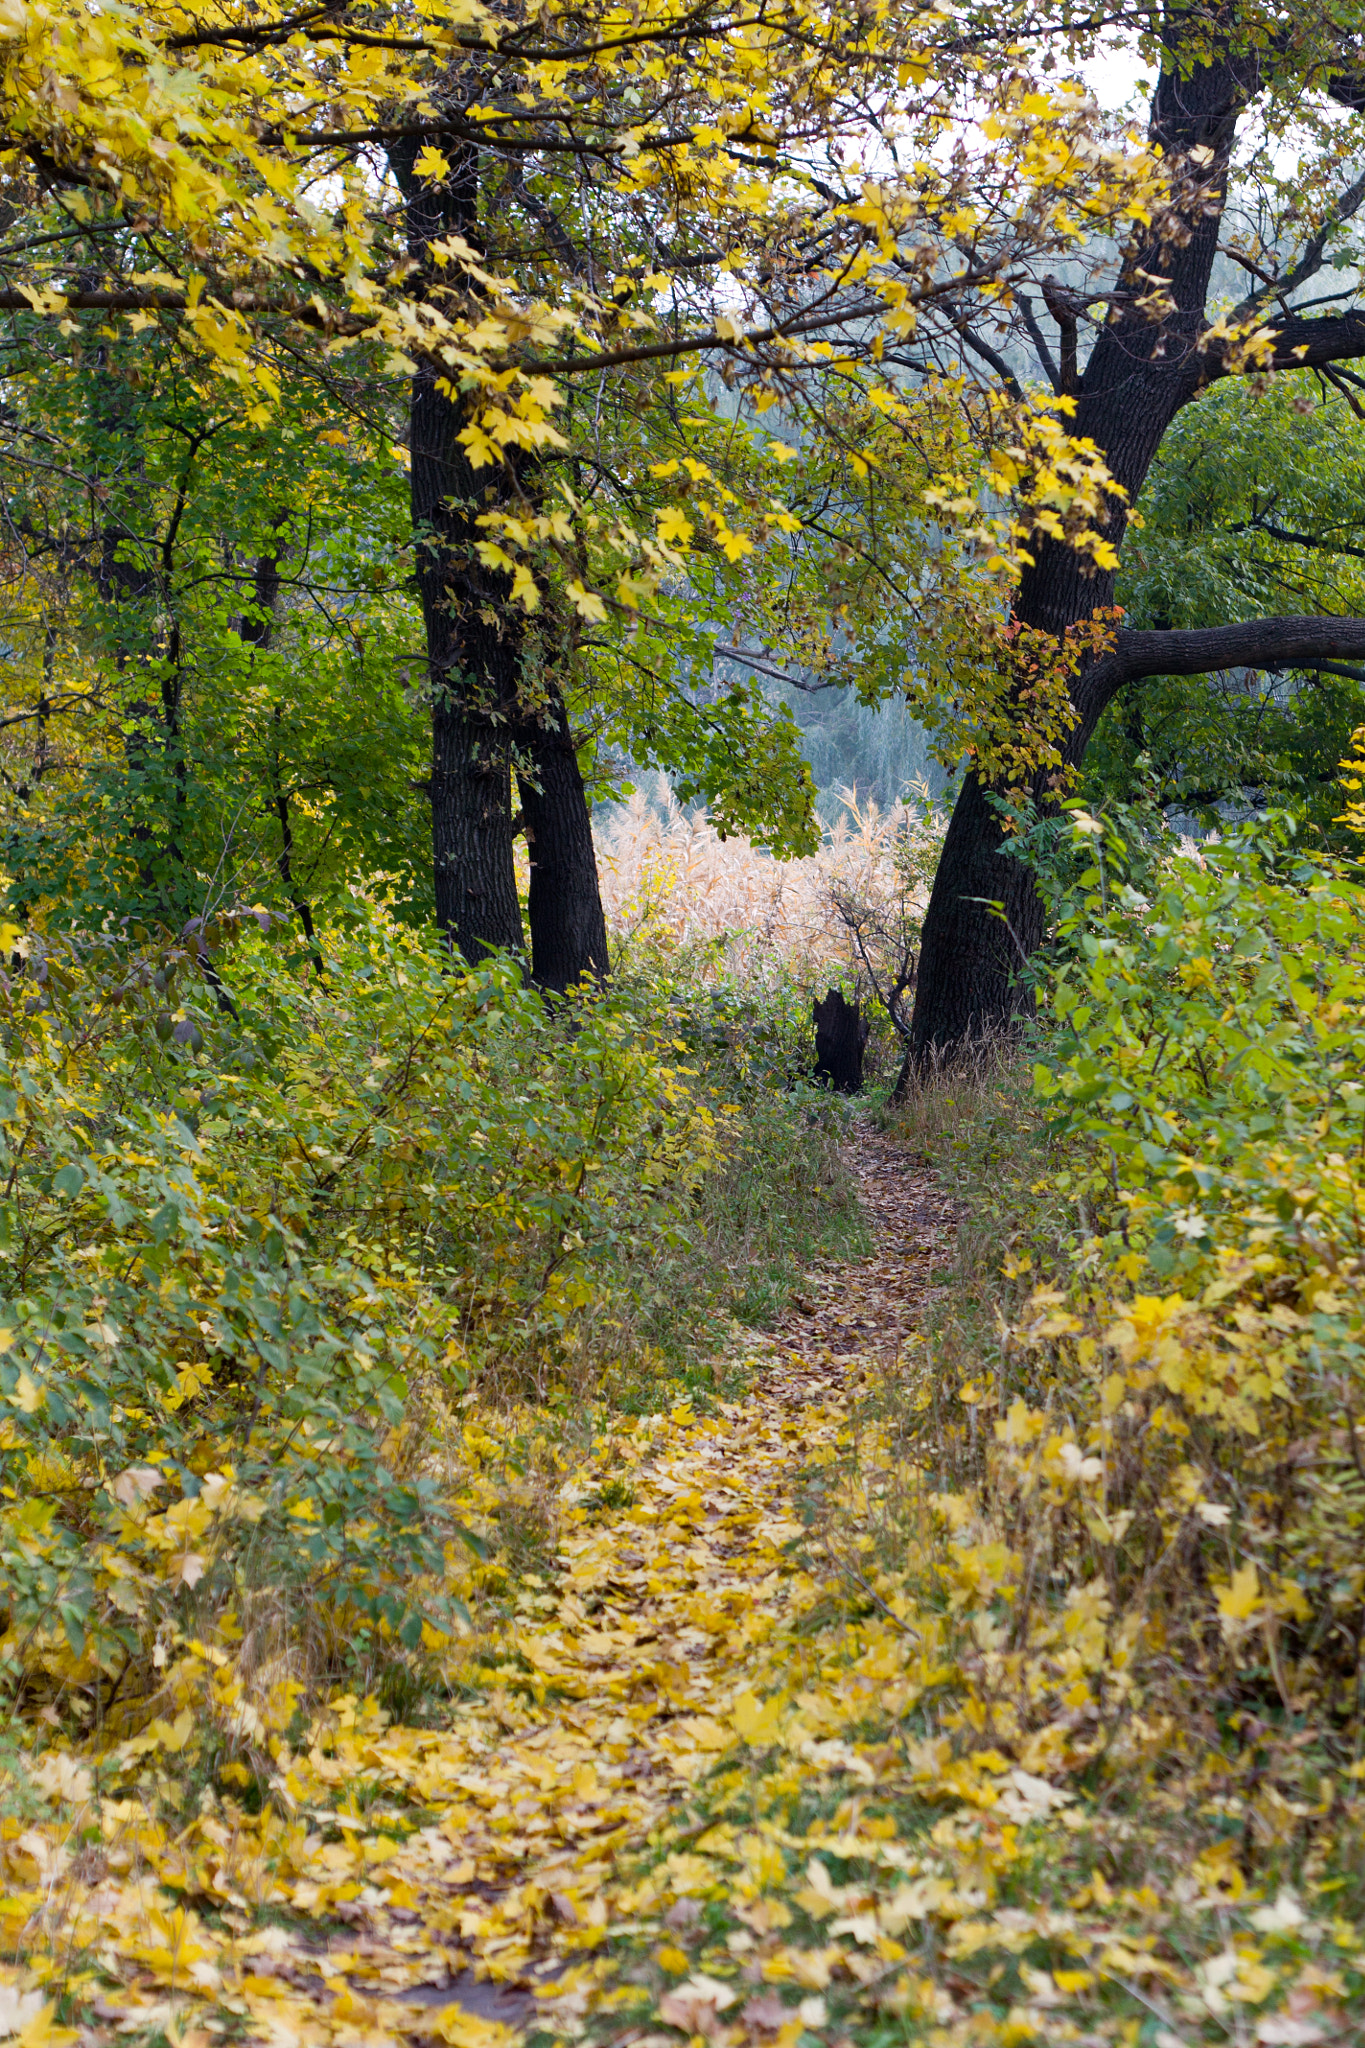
top-left (813, 988), bottom-right (870, 1094)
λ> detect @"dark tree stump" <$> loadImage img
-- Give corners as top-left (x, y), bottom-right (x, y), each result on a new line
top-left (813, 988), bottom-right (870, 1095)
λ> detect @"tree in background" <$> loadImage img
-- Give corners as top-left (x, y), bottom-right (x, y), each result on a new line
top-left (904, 6), bottom-right (1365, 1064)
top-left (0, 323), bottom-right (429, 939)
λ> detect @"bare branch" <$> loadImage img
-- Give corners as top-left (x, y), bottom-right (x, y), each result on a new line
top-left (1231, 165), bottom-right (1365, 324)
top-left (956, 324), bottom-right (1023, 402)
top-left (1015, 290), bottom-right (1061, 395)
top-left (714, 642), bottom-right (836, 691)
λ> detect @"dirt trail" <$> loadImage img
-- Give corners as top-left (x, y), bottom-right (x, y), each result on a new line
top-left (24, 1132), bottom-right (953, 2048)
top-left (768, 1128), bottom-right (957, 1374)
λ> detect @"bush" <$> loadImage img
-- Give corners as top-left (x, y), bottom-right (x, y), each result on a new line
top-left (878, 802), bottom-right (1365, 1806)
top-left (0, 892), bottom-right (726, 1729)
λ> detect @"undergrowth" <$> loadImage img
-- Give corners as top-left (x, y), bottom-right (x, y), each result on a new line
top-left (0, 888), bottom-right (860, 1748)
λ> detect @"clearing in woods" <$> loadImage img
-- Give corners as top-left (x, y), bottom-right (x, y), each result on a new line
top-left (16, 1132), bottom-right (956, 2048)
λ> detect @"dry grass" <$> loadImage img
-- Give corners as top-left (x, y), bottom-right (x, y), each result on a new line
top-left (594, 777), bottom-right (944, 997)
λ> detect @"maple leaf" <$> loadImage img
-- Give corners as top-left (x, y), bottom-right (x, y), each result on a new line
top-left (0, 1996), bottom-right (76, 2048)
top-left (655, 507), bottom-right (694, 547)
top-left (566, 580), bottom-right (607, 622)
top-left (1217, 1562), bottom-right (1261, 1632)
top-left (658, 1976), bottom-right (736, 2037)
top-left (112, 1464), bottom-right (166, 1506)
top-left (30, 1754), bottom-right (92, 1805)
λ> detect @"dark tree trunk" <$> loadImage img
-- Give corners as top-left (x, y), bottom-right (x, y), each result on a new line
top-left (907, 35), bottom-right (1261, 1069)
top-left (389, 137), bottom-right (524, 966)
top-left (516, 691), bottom-right (608, 992)
top-left (899, 773), bottom-right (1045, 1074)
top-left (241, 530), bottom-right (325, 971)
top-left (388, 137), bottom-right (609, 983)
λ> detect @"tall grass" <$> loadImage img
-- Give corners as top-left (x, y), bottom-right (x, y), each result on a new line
top-left (597, 778), bottom-right (941, 986)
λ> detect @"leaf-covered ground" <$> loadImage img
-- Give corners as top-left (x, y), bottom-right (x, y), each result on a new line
top-left (10, 1124), bottom-right (1365, 2048)
top-left (3, 1134), bottom-right (959, 2048)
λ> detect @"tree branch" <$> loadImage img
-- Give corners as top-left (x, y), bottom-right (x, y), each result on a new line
top-left (1015, 290), bottom-right (1061, 395)
top-left (1302, 661), bottom-right (1365, 683)
top-left (714, 642), bottom-right (836, 690)
top-left (1041, 275), bottom-right (1081, 395)
top-left (1117, 614), bottom-right (1365, 682)
top-left (1248, 518), bottom-right (1365, 562)
top-left (1251, 307), bottom-right (1365, 377)
top-left (1231, 165), bottom-right (1365, 323)
top-left (1072, 613), bottom-right (1365, 757)
top-left (956, 323), bottom-right (1023, 401)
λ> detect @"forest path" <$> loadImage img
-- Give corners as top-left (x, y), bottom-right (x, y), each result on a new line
top-left (41, 1127), bottom-right (956, 2048)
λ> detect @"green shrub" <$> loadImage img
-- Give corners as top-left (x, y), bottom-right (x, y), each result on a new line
top-left (0, 892), bottom-right (725, 1720)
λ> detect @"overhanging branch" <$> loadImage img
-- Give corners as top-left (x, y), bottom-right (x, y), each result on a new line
top-left (1071, 612), bottom-right (1365, 757)
top-left (1114, 615), bottom-right (1365, 681)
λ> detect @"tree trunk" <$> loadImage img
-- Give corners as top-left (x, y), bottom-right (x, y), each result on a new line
top-left (813, 988), bottom-right (870, 1094)
top-left (907, 36), bottom-right (1259, 1069)
top-left (389, 137), bottom-right (525, 966)
top-left (899, 772), bottom-right (1046, 1073)
top-left (241, 529), bottom-right (325, 970)
top-left (389, 137), bottom-right (610, 983)
top-left (517, 690), bottom-right (609, 992)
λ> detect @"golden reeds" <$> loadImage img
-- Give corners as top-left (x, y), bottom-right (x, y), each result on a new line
top-left (594, 776), bottom-right (944, 993)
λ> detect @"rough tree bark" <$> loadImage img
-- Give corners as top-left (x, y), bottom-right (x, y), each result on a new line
top-left (516, 689), bottom-right (609, 992)
top-left (388, 136), bottom-right (608, 986)
top-left (388, 136), bottom-right (526, 965)
top-left (907, 21), bottom-right (1365, 1071)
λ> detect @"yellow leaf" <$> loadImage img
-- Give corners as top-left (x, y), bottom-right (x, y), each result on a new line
top-left (458, 423), bottom-right (500, 468)
top-left (9, 1371), bottom-right (42, 1415)
top-left (566, 580), bottom-right (607, 623)
top-left (425, 2008), bottom-right (518, 2047)
top-left (414, 146), bottom-right (451, 182)
top-left (1217, 1562), bottom-right (1260, 1625)
top-left (163, 1705), bottom-right (196, 1753)
top-left (733, 1689), bottom-right (783, 1745)
top-left (15, 2002), bottom-right (77, 2048)
top-left (655, 507), bottom-right (694, 547)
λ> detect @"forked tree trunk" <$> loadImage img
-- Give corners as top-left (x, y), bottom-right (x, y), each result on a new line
top-left (906, 41), bottom-right (1261, 1071)
top-left (390, 135), bottom-right (608, 984)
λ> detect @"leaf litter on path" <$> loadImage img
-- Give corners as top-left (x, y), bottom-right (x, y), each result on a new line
top-left (11, 1130), bottom-right (1357, 2048)
top-left (4, 1128), bottom-right (957, 2048)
